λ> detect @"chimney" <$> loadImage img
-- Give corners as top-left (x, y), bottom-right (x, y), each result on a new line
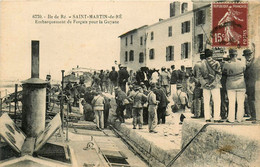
top-left (170, 1), bottom-right (181, 17)
top-left (31, 41), bottom-right (40, 78)
top-left (22, 40), bottom-right (47, 137)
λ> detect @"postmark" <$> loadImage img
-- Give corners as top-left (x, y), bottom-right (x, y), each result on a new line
top-left (212, 3), bottom-right (248, 47)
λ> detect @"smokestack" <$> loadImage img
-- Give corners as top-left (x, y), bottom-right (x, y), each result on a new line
top-left (31, 41), bottom-right (40, 78)
top-left (22, 40), bottom-right (47, 137)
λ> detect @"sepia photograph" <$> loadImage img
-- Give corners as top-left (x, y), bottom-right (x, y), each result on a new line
top-left (0, 0), bottom-right (260, 166)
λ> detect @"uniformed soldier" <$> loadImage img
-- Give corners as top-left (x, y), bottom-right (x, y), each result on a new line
top-left (223, 49), bottom-right (246, 123)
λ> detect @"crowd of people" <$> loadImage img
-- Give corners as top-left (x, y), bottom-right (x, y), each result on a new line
top-left (58, 48), bottom-right (259, 132)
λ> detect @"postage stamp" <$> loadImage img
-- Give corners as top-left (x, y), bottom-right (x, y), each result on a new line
top-left (212, 3), bottom-right (248, 47)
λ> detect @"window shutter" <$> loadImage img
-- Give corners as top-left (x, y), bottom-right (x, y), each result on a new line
top-left (181, 44), bottom-right (184, 60)
top-left (202, 10), bottom-right (206, 24)
top-left (171, 46), bottom-right (174, 61)
top-left (187, 21), bottom-right (190, 32)
top-left (195, 12), bottom-right (198, 26)
top-left (188, 42), bottom-right (191, 58)
top-left (166, 47), bottom-right (169, 61)
top-left (181, 23), bottom-right (184, 34)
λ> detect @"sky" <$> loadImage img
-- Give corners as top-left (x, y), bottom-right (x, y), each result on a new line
top-left (0, 0), bottom-right (173, 81)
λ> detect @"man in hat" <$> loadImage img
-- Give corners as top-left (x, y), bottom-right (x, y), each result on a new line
top-left (128, 86), bottom-right (147, 129)
top-left (147, 83), bottom-right (159, 133)
top-left (109, 66), bottom-right (118, 95)
top-left (172, 84), bottom-right (188, 124)
top-left (125, 84), bottom-right (135, 119)
top-left (153, 83), bottom-right (169, 124)
top-left (115, 87), bottom-right (127, 123)
top-left (91, 89), bottom-right (105, 129)
top-left (118, 65), bottom-right (129, 93)
top-left (160, 66), bottom-right (171, 96)
top-left (199, 49), bottom-right (223, 122)
top-left (170, 65), bottom-right (179, 96)
top-left (243, 49), bottom-right (257, 123)
top-left (223, 48), bottom-right (246, 123)
top-left (191, 53), bottom-right (205, 118)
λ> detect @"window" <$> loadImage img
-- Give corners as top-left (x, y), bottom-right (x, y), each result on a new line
top-left (149, 49), bottom-right (155, 59)
top-left (196, 10), bottom-right (205, 26)
top-left (151, 32), bottom-right (154, 40)
top-left (125, 37), bottom-right (128, 46)
top-left (166, 46), bottom-right (174, 61)
top-left (181, 3), bottom-right (188, 13)
top-left (139, 52), bottom-right (144, 63)
top-left (197, 34), bottom-right (204, 53)
top-left (140, 36), bottom-right (143, 45)
top-left (129, 50), bottom-right (134, 61)
top-left (125, 51), bottom-right (128, 62)
top-left (168, 26), bottom-right (172, 37)
top-left (130, 35), bottom-right (133, 44)
top-left (181, 42), bottom-right (191, 59)
top-left (181, 21), bottom-right (190, 34)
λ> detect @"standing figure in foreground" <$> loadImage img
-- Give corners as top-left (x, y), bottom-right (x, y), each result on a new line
top-left (147, 83), bottom-right (158, 133)
top-left (223, 49), bottom-right (246, 123)
top-left (129, 86), bottom-right (147, 129)
top-left (199, 49), bottom-right (223, 123)
top-left (91, 90), bottom-right (105, 129)
top-left (115, 87), bottom-right (127, 123)
top-left (109, 66), bottom-right (118, 95)
top-left (243, 49), bottom-right (257, 123)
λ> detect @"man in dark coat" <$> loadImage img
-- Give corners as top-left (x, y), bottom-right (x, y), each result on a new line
top-left (115, 87), bottom-right (127, 123)
top-left (109, 66), bottom-right (118, 94)
top-left (135, 68), bottom-right (145, 85)
top-left (118, 66), bottom-right (129, 92)
top-left (154, 84), bottom-right (169, 124)
top-left (243, 49), bottom-right (257, 123)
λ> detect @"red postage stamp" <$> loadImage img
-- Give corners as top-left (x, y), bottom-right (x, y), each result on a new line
top-left (212, 3), bottom-right (248, 47)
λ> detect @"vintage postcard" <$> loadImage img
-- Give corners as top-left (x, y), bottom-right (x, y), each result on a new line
top-left (0, 0), bottom-right (260, 166)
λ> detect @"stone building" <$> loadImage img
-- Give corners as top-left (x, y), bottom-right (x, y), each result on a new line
top-left (145, 8), bottom-right (193, 70)
top-left (118, 25), bottom-right (147, 71)
top-left (119, 0), bottom-right (258, 71)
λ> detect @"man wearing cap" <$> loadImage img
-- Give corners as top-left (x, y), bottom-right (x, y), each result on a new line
top-left (118, 66), bottom-right (129, 93)
top-left (115, 87), bottom-right (127, 123)
top-left (191, 53), bottom-right (205, 118)
top-left (154, 83), bottom-right (169, 124)
top-left (170, 65), bottom-right (178, 102)
top-left (109, 66), bottom-right (118, 95)
top-left (147, 83), bottom-right (158, 133)
top-left (243, 49), bottom-right (257, 123)
top-left (160, 66), bottom-right (171, 96)
top-left (128, 86), bottom-right (147, 129)
top-left (199, 49), bottom-right (223, 123)
top-left (223, 49), bottom-right (246, 123)
top-left (174, 83), bottom-right (188, 121)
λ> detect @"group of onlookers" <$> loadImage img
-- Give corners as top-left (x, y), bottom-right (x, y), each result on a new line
top-left (60, 47), bottom-right (258, 131)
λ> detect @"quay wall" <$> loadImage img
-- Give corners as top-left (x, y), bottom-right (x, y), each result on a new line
top-left (177, 119), bottom-right (260, 167)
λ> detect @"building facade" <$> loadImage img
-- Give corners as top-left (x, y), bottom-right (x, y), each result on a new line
top-left (145, 9), bottom-right (193, 70)
top-left (119, 0), bottom-right (258, 71)
top-left (119, 25), bottom-right (147, 71)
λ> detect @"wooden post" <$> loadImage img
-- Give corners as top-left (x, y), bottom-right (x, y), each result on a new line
top-left (60, 70), bottom-right (65, 131)
top-left (14, 84), bottom-right (18, 123)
